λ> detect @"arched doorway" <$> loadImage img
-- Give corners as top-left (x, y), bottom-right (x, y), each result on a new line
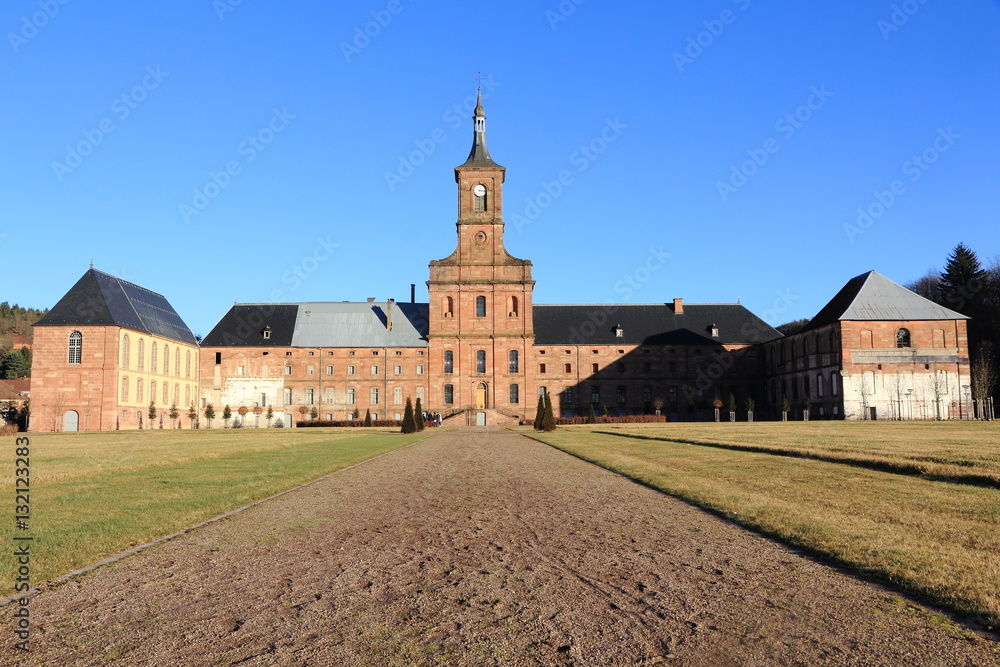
top-left (63, 410), bottom-right (79, 432)
top-left (475, 383), bottom-right (487, 410)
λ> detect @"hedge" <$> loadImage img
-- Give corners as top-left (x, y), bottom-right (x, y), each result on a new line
top-left (553, 415), bottom-right (668, 425)
top-left (296, 419), bottom-right (402, 428)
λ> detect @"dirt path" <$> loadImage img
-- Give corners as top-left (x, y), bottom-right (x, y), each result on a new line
top-left (5, 429), bottom-right (999, 666)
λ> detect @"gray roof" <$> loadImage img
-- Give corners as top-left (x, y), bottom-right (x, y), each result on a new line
top-left (533, 303), bottom-right (782, 346)
top-left (802, 271), bottom-right (968, 332)
top-left (33, 269), bottom-right (198, 346)
top-left (202, 301), bottom-right (429, 348)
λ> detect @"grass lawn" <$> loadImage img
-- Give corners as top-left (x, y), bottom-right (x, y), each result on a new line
top-left (2, 428), bottom-right (426, 596)
top-left (528, 421), bottom-right (1000, 629)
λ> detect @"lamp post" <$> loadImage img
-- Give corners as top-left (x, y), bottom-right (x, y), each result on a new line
top-left (962, 385), bottom-right (970, 420)
top-left (42, 403), bottom-right (47, 433)
top-left (906, 388), bottom-right (913, 421)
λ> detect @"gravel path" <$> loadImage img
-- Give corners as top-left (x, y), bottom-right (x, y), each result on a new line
top-left (5, 429), bottom-right (999, 666)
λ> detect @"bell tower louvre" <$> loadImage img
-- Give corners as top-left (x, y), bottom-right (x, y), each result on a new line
top-left (427, 88), bottom-right (535, 418)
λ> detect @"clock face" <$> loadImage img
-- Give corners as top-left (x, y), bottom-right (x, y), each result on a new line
top-left (473, 184), bottom-right (486, 197)
top-left (474, 231), bottom-right (488, 245)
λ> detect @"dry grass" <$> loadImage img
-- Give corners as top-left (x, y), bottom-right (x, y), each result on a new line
top-left (529, 421), bottom-right (1000, 629)
top-left (1, 428), bottom-right (423, 596)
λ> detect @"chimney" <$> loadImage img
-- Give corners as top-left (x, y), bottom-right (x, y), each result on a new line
top-left (386, 299), bottom-right (394, 331)
top-left (410, 283), bottom-right (416, 304)
top-left (673, 298), bottom-right (683, 314)
top-left (366, 297), bottom-right (375, 303)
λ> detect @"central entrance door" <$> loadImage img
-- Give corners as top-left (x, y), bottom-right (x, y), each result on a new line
top-left (475, 383), bottom-right (487, 410)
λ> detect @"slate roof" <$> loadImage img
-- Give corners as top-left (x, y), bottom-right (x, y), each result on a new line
top-left (801, 271), bottom-right (968, 333)
top-left (533, 303), bottom-right (782, 347)
top-left (33, 269), bottom-right (198, 346)
top-left (201, 302), bottom-right (429, 348)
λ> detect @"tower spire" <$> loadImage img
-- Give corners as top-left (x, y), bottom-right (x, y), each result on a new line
top-left (459, 84), bottom-right (500, 169)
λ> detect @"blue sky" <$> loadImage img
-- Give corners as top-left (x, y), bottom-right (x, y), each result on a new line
top-left (2, 1), bottom-right (999, 337)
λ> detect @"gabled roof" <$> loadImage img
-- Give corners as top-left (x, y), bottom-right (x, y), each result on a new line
top-left (802, 271), bottom-right (968, 332)
top-left (33, 269), bottom-right (198, 346)
top-left (533, 303), bottom-right (781, 346)
top-left (201, 302), bottom-right (429, 348)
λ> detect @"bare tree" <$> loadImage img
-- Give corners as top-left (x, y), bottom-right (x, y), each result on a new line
top-left (970, 343), bottom-right (997, 420)
top-left (856, 374), bottom-right (873, 420)
top-left (929, 368), bottom-right (949, 420)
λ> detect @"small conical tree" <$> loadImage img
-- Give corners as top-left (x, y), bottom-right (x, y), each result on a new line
top-left (205, 403), bottom-right (216, 429)
top-left (363, 408), bottom-right (373, 427)
top-left (188, 404), bottom-right (197, 428)
top-left (414, 397), bottom-right (425, 431)
top-left (542, 392), bottom-right (557, 431)
top-left (534, 394), bottom-right (545, 430)
top-left (401, 397), bottom-right (417, 434)
top-left (223, 404), bottom-right (232, 428)
top-left (586, 404), bottom-right (597, 424)
top-left (265, 405), bottom-right (274, 427)
top-left (169, 403), bottom-right (179, 428)
top-left (148, 401), bottom-right (157, 423)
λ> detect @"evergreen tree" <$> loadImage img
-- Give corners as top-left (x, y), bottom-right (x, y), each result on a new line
top-left (265, 405), bottom-right (274, 427)
top-left (310, 406), bottom-right (319, 420)
top-left (148, 401), bottom-right (157, 423)
top-left (169, 403), bottom-right (179, 426)
top-left (542, 392), bottom-right (557, 431)
top-left (414, 397), bottom-right (425, 431)
top-left (586, 404), bottom-right (597, 424)
top-left (363, 408), bottom-right (373, 427)
top-left (0, 347), bottom-right (31, 379)
top-left (204, 403), bottom-right (216, 428)
top-left (401, 397), bottom-right (417, 434)
top-left (534, 394), bottom-right (545, 430)
top-left (939, 243), bottom-right (985, 316)
top-left (223, 404), bottom-right (232, 427)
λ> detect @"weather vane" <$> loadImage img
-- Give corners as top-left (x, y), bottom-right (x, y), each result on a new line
top-left (474, 72), bottom-right (483, 89)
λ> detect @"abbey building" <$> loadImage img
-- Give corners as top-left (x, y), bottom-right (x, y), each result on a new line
top-left (27, 92), bottom-right (972, 431)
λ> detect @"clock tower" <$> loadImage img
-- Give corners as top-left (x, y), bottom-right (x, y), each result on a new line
top-left (427, 89), bottom-right (535, 419)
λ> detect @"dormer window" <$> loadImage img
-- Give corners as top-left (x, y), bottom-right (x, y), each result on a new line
top-left (262, 327), bottom-right (271, 340)
top-left (709, 323), bottom-right (719, 338)
top-left (613, 325), bottom-right (624, 338)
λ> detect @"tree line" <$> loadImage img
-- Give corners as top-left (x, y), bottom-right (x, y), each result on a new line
top-left (0, 302), bottom-right (46, 379)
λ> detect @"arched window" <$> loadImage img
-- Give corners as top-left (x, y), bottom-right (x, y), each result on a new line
top-left (162, 382), bottom-right (168, 404)
top-left (444, 350), bottom-right (454, 374)
top-left (509, 295), bottom-right (519, 317)
top-left (137, 378), bottom-right (144, 403)
top-left (185, 385), bottom-right (190, 407)
top-left (150, 381), bottom-right (156, 405)
top-left (475, 296), bottom-right (486, 318)
top-left (185, 350), bottom-right (191, 378)
top-left (68, 331), bottom-right (82, 364)
top-left (174, 384), bottom-right (180, 406)
top-left (509, 350), bottom-right (519, 373)
top-left (896, 328), bottom-right (911, 348)
top-left (164, 345), bottom-right (170, 375)
top-left (122, 335), bottom-right (130, 368)
top-left (817, 373), bottom-right (824, 398)
top-left (121, 377), bottom-right (129, 402)
top-left (444, 296), bottom-right (454, 317)
top-left (476, 350), bottom-right (486, 373)
top-left (137, 339), bottom-right (144, 370)
top-left (151, 342), bottom-right (158, 373)
top-left (175, 349), bottom-right (181, 376)
top-left (473, 185), bottom-right (486, 212)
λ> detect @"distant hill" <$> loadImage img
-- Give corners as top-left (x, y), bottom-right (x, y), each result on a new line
top-left (0, 301), bottom-right (47, 352)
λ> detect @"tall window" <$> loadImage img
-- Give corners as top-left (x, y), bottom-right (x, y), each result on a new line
top-left (509, 384), bottom-right (519, 404)
top-left (591, 386), bottom-right (600, 404)
top-left (394, 387), bottom-right (403, 405)
top-left (394, 365), bottom-right (402, 375)
top-left (137, 339), bottom-right (144, 370)
top-left (175, 349), bottom-right (181, 376)
top-left (896, 328), bottom-right (911, 348)
top-left (416, 387), bottom-right (425, 401)
top-left (151, 342), bottom-right (157, 373)
top-left (347, 387), bottom-right (356, 404)
top-left (186, 351), bottom-right (191, 378)
top-left (444, 384), bottom-right (454, 405)
top-left (475, 295), bottom-right (486, 317)
top-left (509, 295), bottom-right (519, 317)
top-left (563, 386), bottom-right (573, 405)
top-left (121, 377), bottom-right (129, 402)
top-left (162, 382), bottom-right (168, 404)
top-left (150, 381), bottom-right (156, 405)
top-left (617, 386), bottom-right (627, 405)
top-left (348, 365), bottom-right (356, 375)
top-left (476, 350), bottom-right (486, 373)
top-left (137, 378), bottom-right (143, 403)
top-left (444, 350), bottom-right (453, 374)
top-left (185, 385), bottom-right (190, 407)
top-left (444, 296), bottom-right (454, 317)
top-left (173, 384), bottom-right (180, 406)
top-left (417, 364), bottom-right (424, 375)
top-left (370, 388), bottom-right (380, 405)
top-left (68, 331), bottom-right (82, 364)
top-left (474, 187), bottom-right (486, 211)
top-left (284, 388), bottom-right (292, 404)
top-left (509, 350), bottom-right (519, 373)
top-left (121, 335), bottom-right (130, 368)
top-left (306, 388), bottom-right (314, 404)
